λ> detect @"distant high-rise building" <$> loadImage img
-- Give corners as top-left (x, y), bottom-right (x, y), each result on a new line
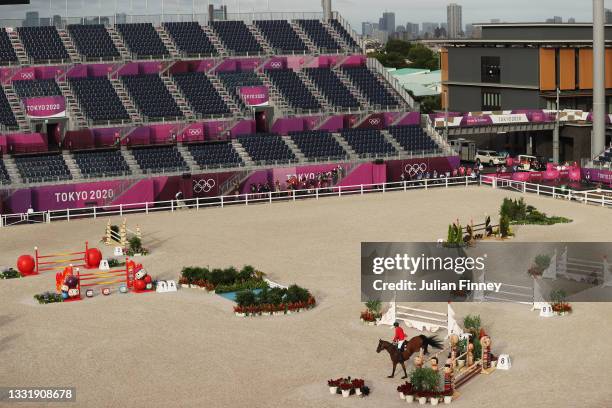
top-left (465, 24), bottom-right (474, 38)
top-left (553, 16), bottom-right (562, 23)
top-left (24, 11), bottom-right (39, 27)
top-left (372, 28), bottom-right (389, 44)
top-left (421, 22), bottom-right (439, 36)
top-left (396, 25), bottom-right (406, 33)
top-left (447, 3), bottom-right (463, 38)
top-left (568, 17), bottom-right (576, 23)
top-left (605, 8), bottom-right (612, 23)
top-left (406, 23), bottom-right (420, 38)
top-left (378, 12), bottom-right (396, 34)
top-left (362, 22), bottom-right (374, 36)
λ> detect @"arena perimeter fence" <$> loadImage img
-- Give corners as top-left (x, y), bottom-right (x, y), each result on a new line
top-left (5, 175), bottom-right (612, 228)
top-left (0, 177), bottom-right (478, 227)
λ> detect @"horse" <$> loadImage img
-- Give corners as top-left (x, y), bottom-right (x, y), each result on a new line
top-left (376, 335), bottom-right (444, 379)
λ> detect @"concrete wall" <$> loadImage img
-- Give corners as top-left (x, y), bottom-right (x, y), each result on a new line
top-left (447, 47), bottom-right (539, 86)
top-left (482, 25), bottom-right (612, 41)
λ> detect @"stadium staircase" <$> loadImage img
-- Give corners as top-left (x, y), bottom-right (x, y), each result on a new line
top-left (3, 155), bottom-right (21, 183)
top-left (281, 135), bottom-right (306, 161)
top-left (289, 22), bottom-right (318, 54)
top-left (155, 25), bottom-right (180, 59)
top-left (219, 169), bottom-right (251, 195)
top-left (231, 139), bottom-right (255, 167)
top-left (321, 21), bottom-right (350, 52)
top-left (256, 70), bottom-right (290, 114)
top-left (57, 29), bottom-right (81, 63)
top-left (109, 78), bottom-right (143, 125)
top-left (7, 30), bottom-right (29, 65)
top-left (207, 71), bottom-right (242, 116)
top-left (246, 24), bottom-right (273, 55)
top-left (57, 80), bottom-right (87, 129)
top-left (381, 129), bottom-right (408, 155)
top-left (61, 151), bottom-right (83, 179)
top-left (295, 69), bottom-right (331, 112)
top-left (331, 132), bottom-right (358, 160)
top-left (106, 26), bottom-right (131, 60)
top-left (175, 143), bottom-right (199, 172)
top-left (331, 66), bottom-right (370, 110)
top-left (1, 82), bottom-right (30, 132)
top-left (120, 146), bottom-right (143, 175)
top-left (201, 26), bottom-right (228, 56)
top-left (160, 74), bottom-right (196, 121)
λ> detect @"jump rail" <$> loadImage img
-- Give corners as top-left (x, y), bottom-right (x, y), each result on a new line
top-left (0, 176), bottom-right (479, 227)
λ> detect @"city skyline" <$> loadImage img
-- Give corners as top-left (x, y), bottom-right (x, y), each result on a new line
top-left (0, 0), bottom-right (598, 29)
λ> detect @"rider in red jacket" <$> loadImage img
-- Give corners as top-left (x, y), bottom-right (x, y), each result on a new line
top-left (393, 322), bottom-right (406, 361)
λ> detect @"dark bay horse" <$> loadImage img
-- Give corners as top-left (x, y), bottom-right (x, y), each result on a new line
top-left (376, 335), bottom-right (444, 379)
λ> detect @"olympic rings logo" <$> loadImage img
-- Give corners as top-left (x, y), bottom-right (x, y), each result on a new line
top-left (193, 178), bottom-right (216, 193)
top-left (405, 163), bottom-right (427, 176)
top-left (369, 118), bottom-right (381, 125)
top-left (270, 61), bottom-right (282, 69)
top-left (188, 128), bottom-right (202, 136)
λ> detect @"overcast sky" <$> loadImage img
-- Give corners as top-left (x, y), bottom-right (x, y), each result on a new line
top-left (0, 0), bottom-right (597, 27)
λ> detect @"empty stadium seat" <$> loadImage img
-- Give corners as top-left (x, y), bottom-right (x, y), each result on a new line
top-left (266, 69), bottom-right (321, 111)
top-left (14, 153), bottom-right (72, 183)
top-left (187, 142), bottom-right (243, 169)
top-left (69, 77), bottom-right (130, 123)
top-left (304, 67), bottom-right (359, 109)
top-left (13, 79), bottom-right (61, 98)
top-left (387, 125), bottom-right (441, 154)
top-left (329, 19), bottom-right (360, 52)
top-left (211, 21), bottom-right (263, 56)
top-left (342, 66), bottom-right (398, 108)
top-left (73, 149), bottom-right (131, 178)
top-left (0, 159), bottom-right (10, 184)
top-left (254, 20), bottom-right (307, 54)
top-left (295, 20), bottom-right (341, 53)
top-left (217, 70), bottom-right (263, 109)
top-left (67, 24), bottom-right (120, 60)
top-left (340, 128), bottom-right (396, 157)
top-left (238, 134), bottom-right (296, 165)
top-left (0, 29), bottom-right (18, 65)
top-left (163, 22), bottom-right (217, 57)
top-left (116, 23), bottom-right (169, 59)
top-left (290, 131), bottom-right (347, 161)
top-left (122, 74), bottom-right (183, 121)
top-left (17, 26), bottom-right (69, 62)
top-left (173, 72), bottom-right (230, 117)
top-left (131, 145), bottom-right (189, 174)
top-left (0, 89), bottom-right (17, 128)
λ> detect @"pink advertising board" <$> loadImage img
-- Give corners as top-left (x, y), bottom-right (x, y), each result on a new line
top-left (239, 86), bottom-right (269, 106)
top-left (23, 96), bottom-right (66, 119)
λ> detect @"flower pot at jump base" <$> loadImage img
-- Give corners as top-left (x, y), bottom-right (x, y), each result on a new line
top-left (341, 389), bottom-right (350, 398)
top-left (355, 388), bottom-right (362, 396)
top-left (418, 397), bottom-right (427, 405)
top-left (430, 397), bottom-right (439, 405)
top-left (329, 386), bottom-right (338, 394)
top-left (190, 284), bottom-right (198, 289)
top-left (235, 313), bottom-right (246, 317)
top-left (444, 396), bottom-right (452, 404)
top-left (181, 284), bottom-right (190, 289)
top-left (405, 394), bottom-right (414, 403)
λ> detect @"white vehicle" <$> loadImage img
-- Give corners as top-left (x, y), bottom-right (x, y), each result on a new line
top-left (475, 150), bottom-right (505, 166)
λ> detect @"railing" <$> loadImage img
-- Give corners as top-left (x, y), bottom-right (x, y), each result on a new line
top-left (366, 58), bottom-right (418, 111)
top-left (0, 176), bottom-right (478, 227)
top-left (481, 175), bottom-right (612, 209)
top-left (331, 11), bottom-right (365, 53)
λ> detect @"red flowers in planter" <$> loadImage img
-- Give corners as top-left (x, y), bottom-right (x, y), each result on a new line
top-left (552, 302), bottom-right (572, 313)
top-left (234, 305), bottom-right (246, 314)
top-left (397, 381), bottom-right (412, 395)
top-left (339, 382), bottom-right (353, 391)
top-left (307, 296), bottom-right (316, 306)
top-left (327, 378), bottom-right (343, 387)
top-left (351, 379), bottom-right (365, 389)
top-left (360, 310), bottom-right (378, 322)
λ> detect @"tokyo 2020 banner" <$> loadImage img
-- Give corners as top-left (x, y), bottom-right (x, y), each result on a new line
top-left (238, 86), bottom-right (269, 107)
top-left (22, 96), bottom-right (66, 119)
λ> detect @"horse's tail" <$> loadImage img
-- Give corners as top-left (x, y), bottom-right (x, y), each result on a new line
top-left (420, 335), bottom-right (444, 350)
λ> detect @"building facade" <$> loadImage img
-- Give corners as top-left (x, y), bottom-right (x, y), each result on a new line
top-left (447, 3), bottom-right (462, 39)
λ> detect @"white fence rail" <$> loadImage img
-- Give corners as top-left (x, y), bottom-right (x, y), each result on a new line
top-left (481, 175), bottom-right (612, 209)
top-left (0, 177), bottom-right (478, 228)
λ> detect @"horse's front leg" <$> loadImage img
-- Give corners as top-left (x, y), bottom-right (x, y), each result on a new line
top-left (388, 363), bottom-right (397, 378)
top-left (401, 362), bottom-right (408, 379)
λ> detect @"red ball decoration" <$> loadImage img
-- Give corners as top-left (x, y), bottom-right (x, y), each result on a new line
top-left (85, 248), bottom-right (102, 268)
top-left (134, 280), bottom-right (146, 291)
top-left (17, 255), bottom-right (35, 276)
top-left (144, 275), bottom-right (152, 284)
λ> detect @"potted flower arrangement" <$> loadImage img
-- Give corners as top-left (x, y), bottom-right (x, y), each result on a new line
top-left (351, 379), bottom-right (365, 396)
top-left (410, 368), bottom-right (441, 405)
top-left (360, 300), bottom-right (382, 325)
top-left (551, 289), bottom-right (571, 316)
top-left (442, 390), bottom-right (453, 404)
top-left (397, 381), bottom-right (413, 401)
top-left (327, 378), bottom-right (342, 394)
top-left (339, 381), bottom-right (353, 398)
top-left (233, 305), bottom-right (246, 317)
top-left (527, 254), bottom-right (551, 278)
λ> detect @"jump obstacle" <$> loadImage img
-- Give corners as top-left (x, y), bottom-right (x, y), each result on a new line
top-left (104, 219), bottom-right (142, 247)
top-left (16, 242), bottom-right (101, 276)
top-left (379, 302), bottom-right (466, 338)
top-left (543, 247), bottom-right (612, 286)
